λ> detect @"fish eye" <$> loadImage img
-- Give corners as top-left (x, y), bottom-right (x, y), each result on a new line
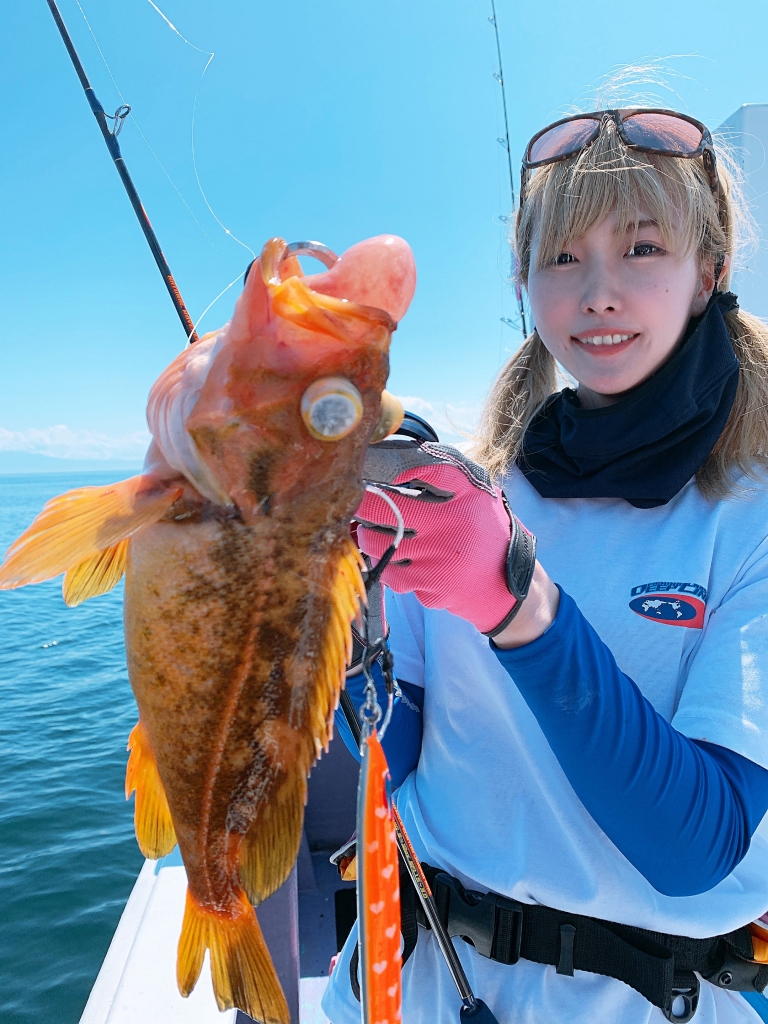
top-left (301, 377), bottom-right (364, 441)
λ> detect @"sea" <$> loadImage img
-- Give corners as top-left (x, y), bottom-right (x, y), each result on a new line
top-left (0, 473), bottom-right (143, 1024)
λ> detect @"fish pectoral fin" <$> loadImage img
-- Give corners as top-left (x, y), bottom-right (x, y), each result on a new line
top-left (177, 889), bottom-right (289, 1024)
top-left (125, 721), bottom-right (177, 860)
top-left (239, 768), bottom-right (305, 905)
top-left (0, 474), bottom-right (182, 598)
top-left (62, 539), bottom-right (129, 607)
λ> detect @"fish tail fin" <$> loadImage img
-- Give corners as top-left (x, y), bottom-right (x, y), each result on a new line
top-left (177, 888), bottom-right (289, 1024)
top-left (238, 539), bottom-right (366, 907)
top-left (0, 474), bottom-right (182, 603)
top-left (125, 720), bottom-right (177, 859)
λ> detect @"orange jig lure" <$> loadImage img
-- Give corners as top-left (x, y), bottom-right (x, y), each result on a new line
top-left (357, 730), bottom-right (402, 1024)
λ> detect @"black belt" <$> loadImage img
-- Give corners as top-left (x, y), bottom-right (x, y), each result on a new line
top-left (396, 864), bottom-right (768, 1022)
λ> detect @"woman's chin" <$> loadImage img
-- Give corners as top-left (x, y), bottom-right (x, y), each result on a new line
top-left (570, 355), bottom-right (656, 404)
top-left (575, 371), bottom-right (649, 407)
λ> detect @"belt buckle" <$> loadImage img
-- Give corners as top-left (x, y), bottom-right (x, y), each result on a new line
top-left (435, 872), bottom-right (523, 965)
top-left (663, 977), bottom-right (700, 1023)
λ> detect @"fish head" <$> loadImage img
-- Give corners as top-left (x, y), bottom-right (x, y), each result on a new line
top-left (183, 234), bottom-right (416, 522)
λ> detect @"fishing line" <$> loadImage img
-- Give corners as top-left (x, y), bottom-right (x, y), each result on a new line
top-left (359, 485), bottom-right (404, 742)
top-left (184, 269), bottom-right (244, 346)
top-left (142, 0), bottom-right (256, 261)
top-left (72, 0), bottom-right (224, 260)
top-left (144, 0), bottom-right (204, 47)
top-left (71, 0), bottom-right (255, 334)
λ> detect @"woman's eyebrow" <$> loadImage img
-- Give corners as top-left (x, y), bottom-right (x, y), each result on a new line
top-left (619, 218), bottom-right (660, 233)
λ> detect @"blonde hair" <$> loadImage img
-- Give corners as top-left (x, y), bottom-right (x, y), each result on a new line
top-left (472, 114), bottom-right (768, 499)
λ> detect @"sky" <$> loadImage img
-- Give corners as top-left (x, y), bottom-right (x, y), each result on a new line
top-left (2, 0), bottom-right (768, 467)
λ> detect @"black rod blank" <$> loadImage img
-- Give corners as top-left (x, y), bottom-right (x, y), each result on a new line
top-left (45, 0), bottom-right (199, 343)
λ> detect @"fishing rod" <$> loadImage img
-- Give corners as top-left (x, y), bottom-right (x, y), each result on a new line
top-left (44, 0), bottom-right (200, 344)
top-left (488, 0), bottom-right (528, 340)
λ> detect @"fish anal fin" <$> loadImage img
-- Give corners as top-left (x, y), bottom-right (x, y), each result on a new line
top-left (62, 539), bottom-right (129, 606)
top-left (0, 475), bottom-right (182, 593)
top-left (125, 721), bottom-right (177, 860)
top-left (239, 768), bottom-right (305, 906)
top-left (177, 888), bottom-right (289, 1024)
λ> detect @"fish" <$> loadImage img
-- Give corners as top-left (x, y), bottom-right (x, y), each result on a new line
top-left (0, 233), bottom-right (416, 1022)
top-left (357, 730), bottom-right (402, 1024)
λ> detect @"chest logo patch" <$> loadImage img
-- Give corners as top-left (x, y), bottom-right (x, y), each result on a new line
top-left (629, 582), bottom-right (707, 629)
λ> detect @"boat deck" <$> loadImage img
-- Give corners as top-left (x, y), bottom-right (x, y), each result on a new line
top-left (80, 730), bottom-right (360, 1024)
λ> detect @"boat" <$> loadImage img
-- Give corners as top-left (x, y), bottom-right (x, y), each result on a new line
top-left (74, 86), bottom-right (768, 1024)
top-left (79, 722), bottom-right (359, 1024)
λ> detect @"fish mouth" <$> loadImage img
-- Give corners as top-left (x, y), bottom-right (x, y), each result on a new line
top-left (261, 237), bottom-right (397, 339)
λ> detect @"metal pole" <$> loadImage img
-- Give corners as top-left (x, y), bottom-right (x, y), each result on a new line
top-left (45, 0), bottom-right (200, 343)
top-left (489, 0), bottom-right (528, 339)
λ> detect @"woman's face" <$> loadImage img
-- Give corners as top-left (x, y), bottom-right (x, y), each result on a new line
top-left (526, 211), bottom-right (715, 409)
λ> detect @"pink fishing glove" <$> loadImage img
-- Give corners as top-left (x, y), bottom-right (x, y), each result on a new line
top-left (355, 441), bottom-right (536, 636)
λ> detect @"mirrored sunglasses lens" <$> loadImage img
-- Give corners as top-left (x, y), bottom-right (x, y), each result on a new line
top-left (528, 119), bottom-right (599, 163)
top-left (622, 113), bottom-right (703, 154)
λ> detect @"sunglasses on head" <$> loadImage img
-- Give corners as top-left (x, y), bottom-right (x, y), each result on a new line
top-left (520, 108), bottom-right (719, 207)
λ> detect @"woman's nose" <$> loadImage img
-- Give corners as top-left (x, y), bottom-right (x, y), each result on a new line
top-left (582, 294), bottom-right (620, 315)
top-left (581, 274), bottom-right (621, 315)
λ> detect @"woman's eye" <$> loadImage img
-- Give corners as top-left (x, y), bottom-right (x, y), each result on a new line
top-left (627, 243), bottom-right (664, 258)
top-left (551, 252), bottom-right (577, 265)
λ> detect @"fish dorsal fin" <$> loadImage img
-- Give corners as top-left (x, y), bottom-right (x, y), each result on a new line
top-left (238, 540), bottom-right (366, 906)
top-left (0, 476), bottom-right (182, 598)
top-left (125, 720), bottom-right (177, 860)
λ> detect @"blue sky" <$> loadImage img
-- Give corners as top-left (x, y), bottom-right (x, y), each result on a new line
top-left (1, 0), bottom-right (768, 465)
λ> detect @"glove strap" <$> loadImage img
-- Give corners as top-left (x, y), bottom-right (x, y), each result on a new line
top-left (483, 497), bottom-right (537, 638)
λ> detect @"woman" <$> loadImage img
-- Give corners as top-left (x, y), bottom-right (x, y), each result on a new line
top-left (324, 107), bottom-right (768, 1023)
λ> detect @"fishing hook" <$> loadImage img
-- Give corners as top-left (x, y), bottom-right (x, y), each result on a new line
top-left (357, 485), bottom-right (404, 741)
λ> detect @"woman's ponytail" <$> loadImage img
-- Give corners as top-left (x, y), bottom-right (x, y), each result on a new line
top-left (696, 309), bottom-right (768, 498)
top-left (471, 332), bottom-right (559, 479)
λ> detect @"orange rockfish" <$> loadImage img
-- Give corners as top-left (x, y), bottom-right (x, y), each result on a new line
top-left (0, 235), bottom-right (416, 1022)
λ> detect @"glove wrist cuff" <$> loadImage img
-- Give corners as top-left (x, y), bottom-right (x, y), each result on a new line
top-left (483, 504), bottom-right (537, 638)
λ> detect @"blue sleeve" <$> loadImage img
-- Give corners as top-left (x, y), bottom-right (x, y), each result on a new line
top-left (492, 588), bottom-right (768, 897)
top-left (334, 660), bottom-right (424, 789)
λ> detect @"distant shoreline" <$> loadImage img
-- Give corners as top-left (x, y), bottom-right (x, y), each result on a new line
top-left (0, 454), bottom-right (142, 476)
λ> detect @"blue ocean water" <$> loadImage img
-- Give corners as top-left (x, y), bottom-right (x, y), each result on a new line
top-left (0, 474), bottom-right (143, 1024)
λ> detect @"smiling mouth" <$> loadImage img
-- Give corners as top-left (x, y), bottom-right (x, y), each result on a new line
top-left (573, 332), bottom-right (640, 347)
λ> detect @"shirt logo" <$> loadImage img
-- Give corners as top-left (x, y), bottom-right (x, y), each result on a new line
top-left (629, 582), bottom-right (707, 629)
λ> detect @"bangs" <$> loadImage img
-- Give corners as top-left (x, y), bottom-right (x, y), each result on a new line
top-left (518, 119), bottom-right (722, 276)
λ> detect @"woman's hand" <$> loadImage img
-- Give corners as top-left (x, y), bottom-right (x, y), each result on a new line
top-left (356, 441), bottom-right (558, 643)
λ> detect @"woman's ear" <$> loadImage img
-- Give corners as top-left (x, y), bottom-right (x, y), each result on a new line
top-left (690, 258), bottom-right (717, 316)
top-left (717, 253), bottom-right (732, 290)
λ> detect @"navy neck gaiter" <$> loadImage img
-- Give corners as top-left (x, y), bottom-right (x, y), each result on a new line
top-left (518, 290), bottom-right (740, 509)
